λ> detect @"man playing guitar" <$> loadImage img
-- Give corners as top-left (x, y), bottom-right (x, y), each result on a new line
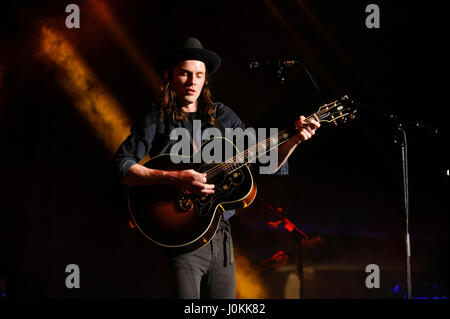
top-left (113, 36), bottom-right (320, 299)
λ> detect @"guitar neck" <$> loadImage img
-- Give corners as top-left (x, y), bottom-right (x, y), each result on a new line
top-left (230, 112), bottom-right (318, 165)
top-left (219, 95), bottom-right (356, 173)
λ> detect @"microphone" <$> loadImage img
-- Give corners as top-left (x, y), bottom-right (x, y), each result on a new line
top-left (249, 60), bottom-right (301, 70)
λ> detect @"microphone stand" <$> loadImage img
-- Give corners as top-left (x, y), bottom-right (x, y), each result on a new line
top-left (355, 100), bottom-right (439, 299)
top-left (255, 62), bottom-right (439, 298)
top-left (264, 202), bottom-right (313, 298)
top-left (249, 59), bottom-right (321, 96)
top-left (275, 61), bottom-right (322, 96)
top-left (395, 125), bottom-right (412, 299)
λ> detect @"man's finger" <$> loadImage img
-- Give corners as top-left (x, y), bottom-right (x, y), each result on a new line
top-left (310, 119), bottom-right (320, 129)
top-left (303, 130), bottom-right (312, 140)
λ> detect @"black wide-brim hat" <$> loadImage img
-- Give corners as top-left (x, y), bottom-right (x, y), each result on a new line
top-left (156, 36), bottom-right (221, 75)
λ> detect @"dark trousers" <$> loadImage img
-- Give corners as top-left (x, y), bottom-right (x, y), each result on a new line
top-left (167, 224), bottom-right (235, 299)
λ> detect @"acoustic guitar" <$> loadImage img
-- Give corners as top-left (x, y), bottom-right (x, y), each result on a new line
top-left (127, 95), bottom-right (357, 252)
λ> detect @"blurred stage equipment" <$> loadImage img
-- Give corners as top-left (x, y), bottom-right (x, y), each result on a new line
top-left (263, 202), bottom-right (322, 298)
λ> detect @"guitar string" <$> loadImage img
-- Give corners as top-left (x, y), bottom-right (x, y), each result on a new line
top-left (203, 100), bottom-right (348, 179)
top-left (203, 127), bottom-right (294, 179)
top-left (178, 129), bottom-right (293, 201)
top-left (177, 127), bottom-right (294, 200)
top-left (203, 113), bottom-right (320, 179)
top-left (203, 112), bottom-right (325, 179)
top-left (214, 99), bottom-right (351, 177)
top-left (178, 99), bottom-right (347, 199)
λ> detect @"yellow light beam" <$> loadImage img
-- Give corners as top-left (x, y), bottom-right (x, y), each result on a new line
top-left (40, 26), bottom-right (131, 154)
top-left (235, 248), bottom-right (268, 299)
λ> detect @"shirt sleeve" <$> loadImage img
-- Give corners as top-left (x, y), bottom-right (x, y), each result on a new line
top-left (113, 105), bottom-right (159, 181)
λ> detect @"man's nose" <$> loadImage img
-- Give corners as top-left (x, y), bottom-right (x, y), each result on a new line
top-left (191, 73), bottom-right (204, 83)
top-left (186, 74), bottom-right (195, 86)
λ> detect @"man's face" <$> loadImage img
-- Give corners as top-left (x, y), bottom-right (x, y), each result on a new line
top-left (171, 60), bottom-right (206, 107)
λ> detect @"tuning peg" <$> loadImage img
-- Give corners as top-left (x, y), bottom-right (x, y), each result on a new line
top-left (349, 114), bottom-right (356, 120)
top-left (341, 117), bottom-right (347, 123)
top-left (333, 120), bottom-right (337, 126)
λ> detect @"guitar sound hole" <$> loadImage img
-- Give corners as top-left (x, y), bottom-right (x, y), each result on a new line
top-left (177, 198), bottom-right (193, 211)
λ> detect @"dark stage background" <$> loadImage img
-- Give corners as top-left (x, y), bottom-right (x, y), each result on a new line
top-left (0, 0), bottom-right (448, 299)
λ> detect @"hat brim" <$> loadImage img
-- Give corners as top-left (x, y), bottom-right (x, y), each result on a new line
top-left (157, 48), bottom-right (221, 75)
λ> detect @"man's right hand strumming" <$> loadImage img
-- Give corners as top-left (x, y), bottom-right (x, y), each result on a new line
top-left (121, 164), bottom-right (215, 196)
top-left (172, 169), bottom-right (215, 195)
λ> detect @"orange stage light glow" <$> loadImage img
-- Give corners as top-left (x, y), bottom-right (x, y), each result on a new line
top-left (39, 26), bottom-right (131, 154)
top-left (234, 249), bottom-right (268, 299)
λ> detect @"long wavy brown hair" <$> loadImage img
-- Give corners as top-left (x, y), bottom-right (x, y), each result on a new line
top-left (158, 72), bottom-right (216, 126)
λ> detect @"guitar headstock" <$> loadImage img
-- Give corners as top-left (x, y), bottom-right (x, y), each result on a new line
top-left (315, 95), bottom-right (357, 126)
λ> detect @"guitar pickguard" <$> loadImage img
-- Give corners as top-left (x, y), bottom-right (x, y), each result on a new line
top-left (193, 165), bottom-right (245, 216)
